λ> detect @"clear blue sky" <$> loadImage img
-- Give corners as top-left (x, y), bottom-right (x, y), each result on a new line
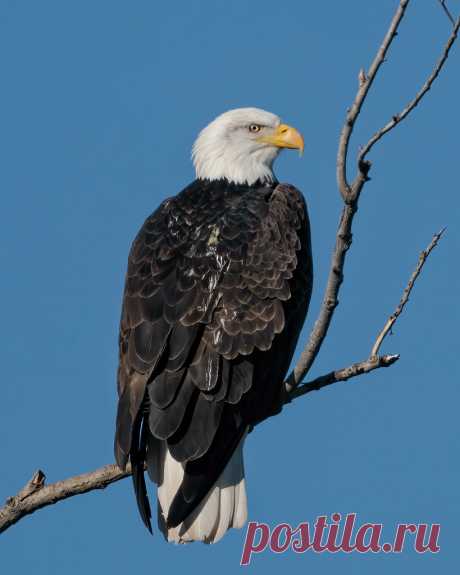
top-left (0, 0), bottom-right (459, 573)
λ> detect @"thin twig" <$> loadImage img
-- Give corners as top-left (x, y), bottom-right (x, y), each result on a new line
top-left (286, 228), bottom-right (444, 404)
top-left (0, 464), bottom-right (131, 534)
top-left (359, 17), bottom-right (460, 163)
top-left (371, 228), bottom-right (446, 357)
top-left (438, 0), bottom-right (456, 26)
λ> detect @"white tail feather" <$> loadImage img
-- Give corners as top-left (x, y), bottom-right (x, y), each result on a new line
top-left (147, 434), bottom-right (248, 544)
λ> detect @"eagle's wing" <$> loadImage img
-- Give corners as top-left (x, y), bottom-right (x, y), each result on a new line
top-left (114, 179), bottom-right (313, 531)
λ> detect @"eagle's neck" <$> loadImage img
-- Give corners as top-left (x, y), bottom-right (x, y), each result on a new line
top-left (192, 134), bottom-right (279, 186)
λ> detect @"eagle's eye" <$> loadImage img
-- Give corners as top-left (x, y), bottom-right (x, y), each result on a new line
top-left (248, 124), bottom-right (262, 133)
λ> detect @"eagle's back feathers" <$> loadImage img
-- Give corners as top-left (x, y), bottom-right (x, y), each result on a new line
top-left (115, 178), bottom-right (313, 542)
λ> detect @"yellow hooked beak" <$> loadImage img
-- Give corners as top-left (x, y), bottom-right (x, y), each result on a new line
top-left (258, 123), bottom-right (304, 155)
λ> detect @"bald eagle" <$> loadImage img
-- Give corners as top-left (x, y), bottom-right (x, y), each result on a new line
top-left (115, 108), bottom-right (313, 543)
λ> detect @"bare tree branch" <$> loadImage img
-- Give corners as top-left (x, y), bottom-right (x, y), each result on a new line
top-left (287, 354), bottom-right (400, 402)
top-left (370, 228), bottom-right (445, 357)
top-left (285, 0), bottom-right (458, 394)
top-left (284, 202), bottom-right (354, 393)
top-left (285, 1), bottom-right (411, 393)
top-left (0, 465), bottom-right (131, 534)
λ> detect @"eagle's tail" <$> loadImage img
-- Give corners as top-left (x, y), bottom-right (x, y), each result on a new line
top-left (146, 434), bottom-right (248, 543)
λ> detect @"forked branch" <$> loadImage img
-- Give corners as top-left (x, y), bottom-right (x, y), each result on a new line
top-left (359, 18), bottom-right (460, 163)
top-left (438, 0), bottom-right (456, 26)
top-left (285, 0), bottom-right (458, 394)
top-left (336, 0), bottom-right (410, 202)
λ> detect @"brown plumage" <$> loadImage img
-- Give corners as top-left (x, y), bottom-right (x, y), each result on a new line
top-left (114, 176), bottom-right (312, 539)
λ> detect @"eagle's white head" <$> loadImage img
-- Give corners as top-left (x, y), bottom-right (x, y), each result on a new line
top-left (192, 107), bottom-right (304, 186)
